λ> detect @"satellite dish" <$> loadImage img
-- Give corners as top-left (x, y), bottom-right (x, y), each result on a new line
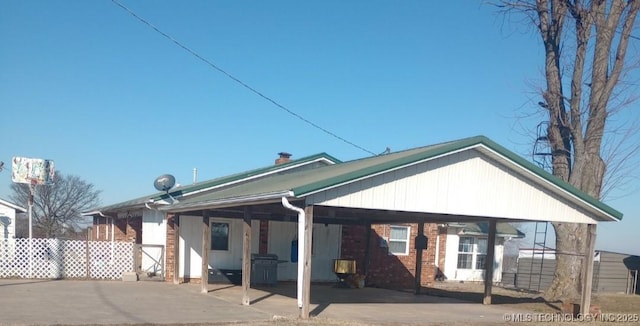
top-left (154, 174), bottom-right (176, 192)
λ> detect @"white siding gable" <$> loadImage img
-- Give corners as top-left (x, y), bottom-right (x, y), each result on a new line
top-left (308, 149), bottom-right (599, 224)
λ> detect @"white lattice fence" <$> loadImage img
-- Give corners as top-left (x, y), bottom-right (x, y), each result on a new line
top-left (88, 241), bottom-right (134, 279)
top-left (0, 238), bottom-right (133, 280)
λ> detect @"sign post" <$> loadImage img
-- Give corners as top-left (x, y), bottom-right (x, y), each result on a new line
top-left (11, 157), bottom-right (55, 278)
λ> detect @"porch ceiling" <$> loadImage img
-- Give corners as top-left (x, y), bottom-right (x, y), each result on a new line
top-left (172, 202), bottom-right (519, 226)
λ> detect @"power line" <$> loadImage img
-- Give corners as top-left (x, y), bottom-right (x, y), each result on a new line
top-left (110, 0), bottom-right (377, 156)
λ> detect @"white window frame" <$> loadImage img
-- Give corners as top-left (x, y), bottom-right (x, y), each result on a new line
top-left (475, 238), bottom-right (488, 270)
top-left (457, 236), bottom-right (474, 269)
top-left (457, 236), bottom-right (488, 270)
top-left (388, 225), bottom-right (410, 256)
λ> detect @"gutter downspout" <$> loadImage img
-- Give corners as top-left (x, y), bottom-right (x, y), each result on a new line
top-left (281, 197), bottom-right (305, 309)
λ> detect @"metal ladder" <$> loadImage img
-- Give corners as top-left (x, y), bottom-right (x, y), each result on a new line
top-left (527, 221), bottom-right (549, 291)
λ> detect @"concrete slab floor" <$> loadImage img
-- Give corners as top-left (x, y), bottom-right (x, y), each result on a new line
top-left (208, 282), bottom-right (529, 324)
top-left (0, 280), bottom-right (529, 325)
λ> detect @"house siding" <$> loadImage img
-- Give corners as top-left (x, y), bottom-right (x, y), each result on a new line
top-left (268, 221), bottom-right (341, 282)
top-left (0, 203), bottom-right (18, 240)
top-left (307, 149), bottom-right (600, 224)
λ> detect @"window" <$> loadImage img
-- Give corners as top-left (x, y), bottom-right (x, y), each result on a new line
top-left (457, 236), bottom-right (474, 269)
top-left (210, 222), bottom-right (229, 251)
top-left (475, 238), bottom-right (488, 270)
top-left (388, 225), bottom-right (410, 255)
top-left (457, 236), bottom-right (489, 270)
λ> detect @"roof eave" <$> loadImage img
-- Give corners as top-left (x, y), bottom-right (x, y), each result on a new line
top-left (156, 156), bottom-right (337, 202)
top-left (473, 140), bottom-right (623, 222)
top-left (0, 198), bottom-right (26, 212)
top-left (293, 136), bottom-right (622, 223)
top-left (163, 190), bottom-right (294, 213)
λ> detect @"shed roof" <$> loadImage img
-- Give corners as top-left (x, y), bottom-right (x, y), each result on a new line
top-left (451, 222), bottom-right (526, 238)
top-left (166, 136), bottom-right (621, 223)
top-left (0, 198), bottom-right (26, 212)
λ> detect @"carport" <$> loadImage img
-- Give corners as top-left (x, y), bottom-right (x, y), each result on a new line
top-left (158, 136), bottom-right (621, 319)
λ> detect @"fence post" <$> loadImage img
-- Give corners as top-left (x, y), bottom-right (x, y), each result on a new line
top-left (132, 243), bottom-right (138, 273)
top-left (86, 236), bottom-right (90, 279)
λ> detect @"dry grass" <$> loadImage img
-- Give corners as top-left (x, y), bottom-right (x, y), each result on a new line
top-left (423, 281), bottom-right (640, 314)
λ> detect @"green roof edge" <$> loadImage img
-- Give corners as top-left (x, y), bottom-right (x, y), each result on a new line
top-left (477, 136), bottom-right (623, 221)
top-left (92, 152), bottom-right (340, 213)
top-left (293, 135), bottom-right (623, 221)
top-left (152, 152), bottom-right (341, 201)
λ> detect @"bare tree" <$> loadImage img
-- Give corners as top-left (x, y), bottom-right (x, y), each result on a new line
top-left (496, 0), bottom-right (640, 302)
top-left (10, 172), bottom-right (101, 238)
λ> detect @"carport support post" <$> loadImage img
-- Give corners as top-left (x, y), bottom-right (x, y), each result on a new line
top-left (242, 206), bottom-right (252, 306)
top-left (173, 214), bottom-right (180, 284)
top-left (414, 222), bottom-right (425, 294)
top-left (301, 205), bottom-right (314, 319)
top-left (201, 210), bottom-right (211, 294)
top-left (364, 222), bottom-right (372, 277)
top-left (580, 223), bottom-right (597, 315)
top-left (483, 219), bottom-right (497, 305)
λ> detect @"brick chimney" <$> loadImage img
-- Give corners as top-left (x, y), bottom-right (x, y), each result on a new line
top-left (275, 152), bottom-right (292, 165)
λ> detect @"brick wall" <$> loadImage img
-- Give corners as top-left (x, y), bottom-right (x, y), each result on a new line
top-left (259, 220), bottom-right (269, 254)
top-left (92, 216), bottom-right (141, 244)
top-left (436, 225), bottom-right (447, 279)
top-left (340, 223), bottom-right (439, 289)
top-left (165, 214), bottom-right (177, 282)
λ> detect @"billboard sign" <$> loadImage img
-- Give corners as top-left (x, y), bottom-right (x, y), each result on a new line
top-left (11, 157), bottom-right (55, 185)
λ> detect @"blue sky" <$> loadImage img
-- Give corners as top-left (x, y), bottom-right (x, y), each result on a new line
top-left (1, 1), bottom-right (638, 254)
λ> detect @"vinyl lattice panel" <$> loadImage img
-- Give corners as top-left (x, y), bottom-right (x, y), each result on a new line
top-left (0, 238), bottom-right (133, 280)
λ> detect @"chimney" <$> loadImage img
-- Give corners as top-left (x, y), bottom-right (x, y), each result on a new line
top-left (275, 152), bottom-right (292, 165)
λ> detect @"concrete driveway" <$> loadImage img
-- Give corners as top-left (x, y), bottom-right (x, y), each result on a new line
top-left (0, 280), bottom-right (525, 325)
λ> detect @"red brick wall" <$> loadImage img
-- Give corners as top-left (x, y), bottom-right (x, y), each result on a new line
top-left (436, 225), bottom-right (447, 279)
top-left (92, 216), bottom-right (141, 243)
top-left (340, 223), bottom-right (438, 289)
top-left (165, 214), bottom-right (177, 282)
top-left (259, 220), bottom-right (269, 254)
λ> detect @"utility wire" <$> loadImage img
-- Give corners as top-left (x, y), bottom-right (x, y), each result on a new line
top-left (110, 0), bottom-right (377, 156)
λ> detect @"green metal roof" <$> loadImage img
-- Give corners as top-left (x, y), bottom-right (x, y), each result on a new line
top-left (169, 135), bottom-right (623, 221)
top-left (85, 152), bottom-right (340, 214)
top-left (453, 222), bottom-right (526, 238)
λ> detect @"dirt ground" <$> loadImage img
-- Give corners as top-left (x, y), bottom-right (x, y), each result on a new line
top-left (423, 281), bottom-right (640, 314)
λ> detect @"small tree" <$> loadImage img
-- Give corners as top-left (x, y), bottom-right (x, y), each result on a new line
top-left (10, 172), bottom-right (101, 238)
